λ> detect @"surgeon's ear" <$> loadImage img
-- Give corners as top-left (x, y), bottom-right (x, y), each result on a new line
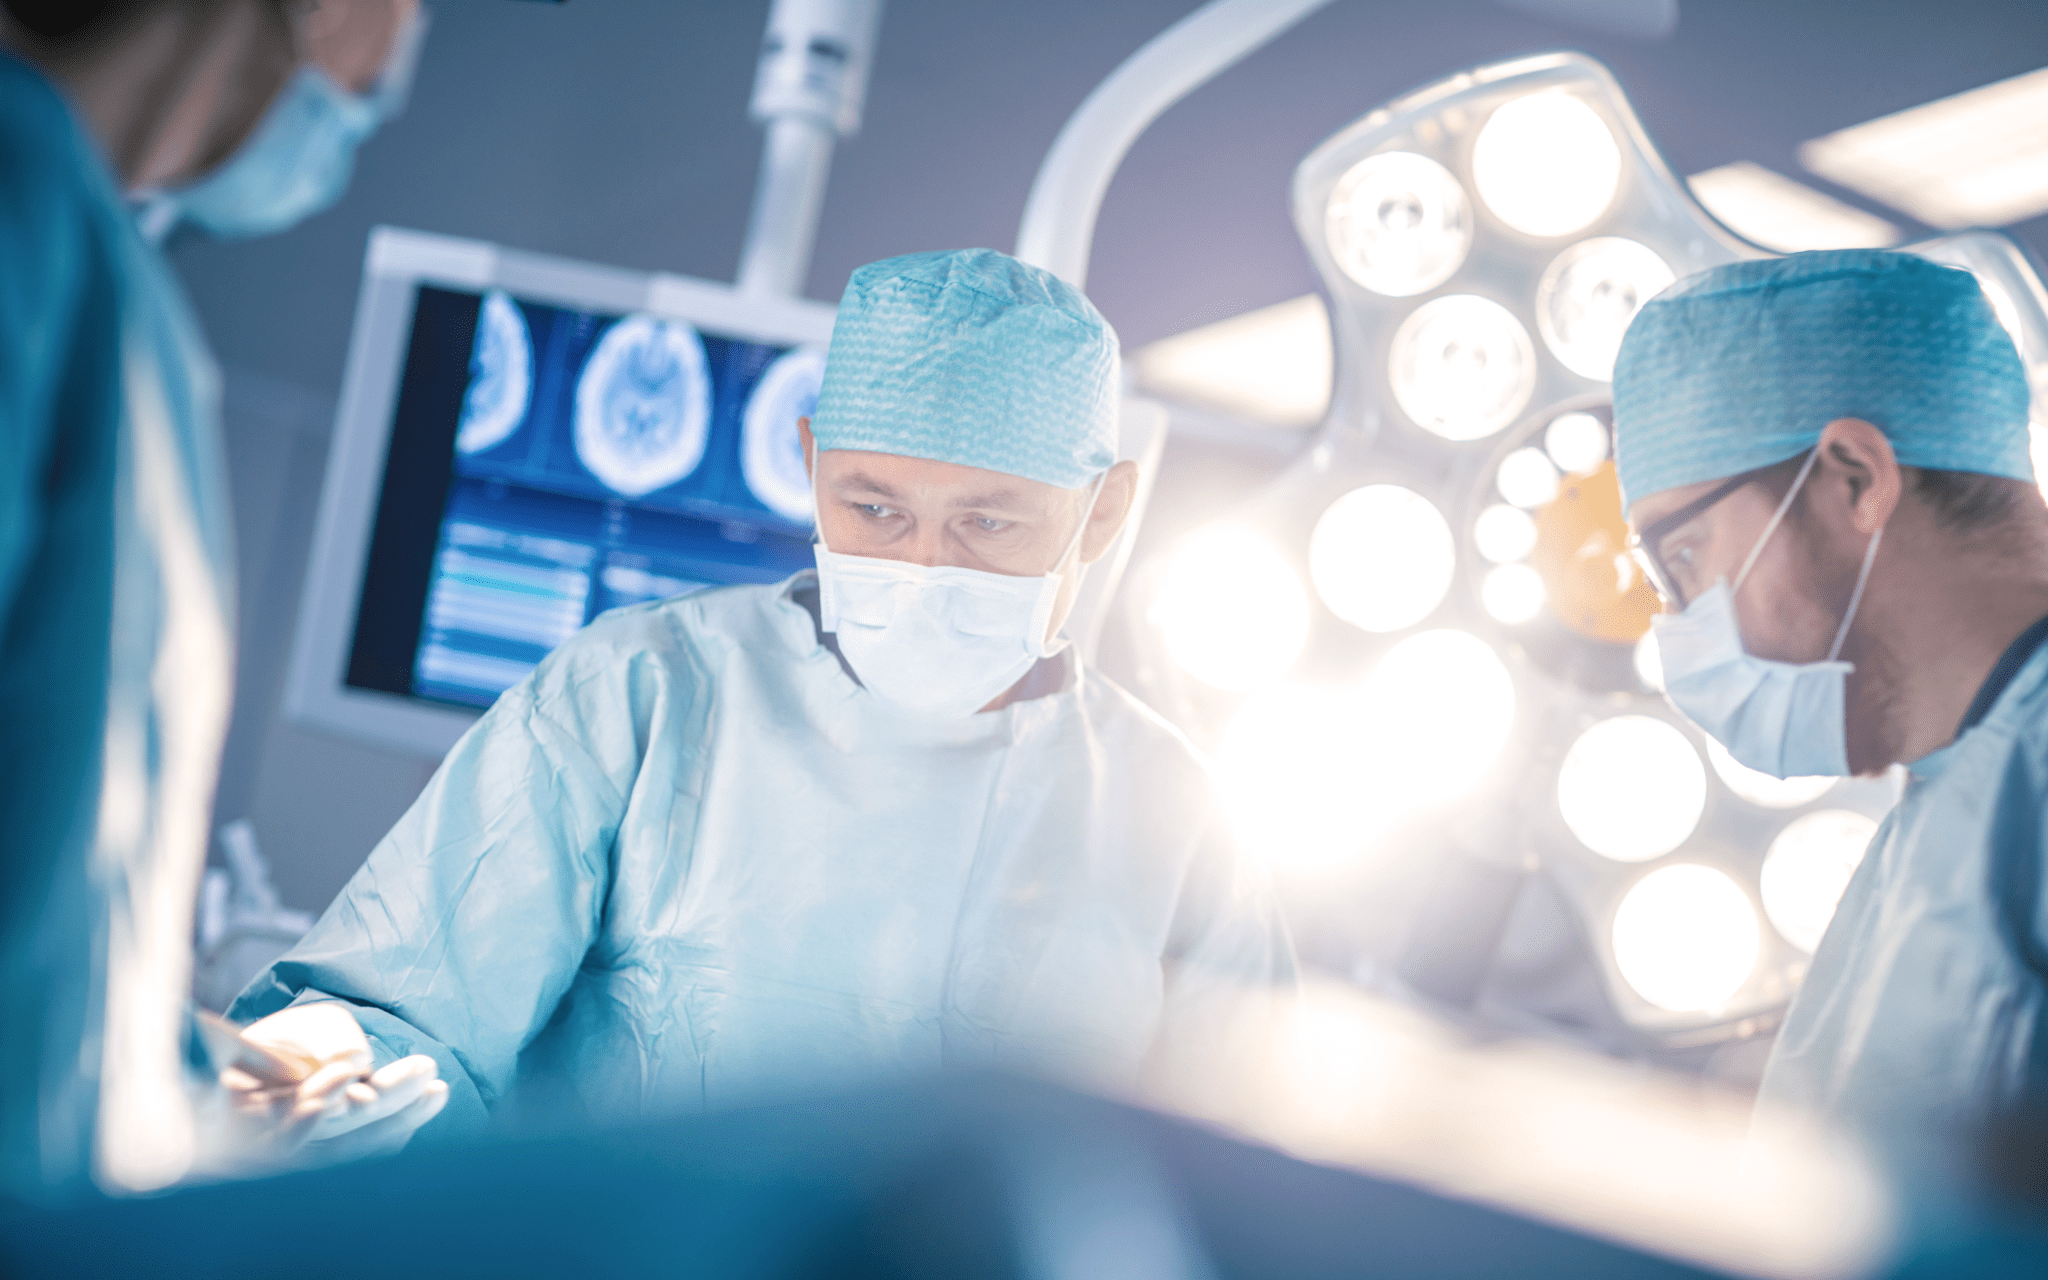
top-left (798, 417), bottom-right (814, 480)
top-left (1817, 418), bottom-right (1902, 537)
top-left (1080, 460), bottom-right (1140, 564)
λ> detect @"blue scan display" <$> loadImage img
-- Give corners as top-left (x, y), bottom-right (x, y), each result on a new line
top-left (345, 286), bottom-right (822, 711)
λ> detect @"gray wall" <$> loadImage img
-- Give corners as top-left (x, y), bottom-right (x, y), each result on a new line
top-left (181, 0), bottom-right (2048, 912)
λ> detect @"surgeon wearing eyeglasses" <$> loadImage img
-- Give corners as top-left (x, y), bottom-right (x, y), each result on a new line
top-left (229, 248), bottom-right (1296, 1157)
top-left (1612, 249), bottom-right (2048, 1144)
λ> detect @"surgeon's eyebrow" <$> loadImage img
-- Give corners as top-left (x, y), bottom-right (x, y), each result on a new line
top-left (834, 471), bottom-right (904, 500)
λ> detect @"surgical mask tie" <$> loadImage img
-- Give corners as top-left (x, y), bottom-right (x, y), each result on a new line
top-left (1652, 447), bottom-right (1884, 779)
top-left (811, 456), bottom-right (1104, 719)
top-left (142, 6), bottom-right (429, 243)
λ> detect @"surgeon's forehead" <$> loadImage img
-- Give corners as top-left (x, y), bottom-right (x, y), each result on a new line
top-left (820, 448), bottom-right (1064, 510)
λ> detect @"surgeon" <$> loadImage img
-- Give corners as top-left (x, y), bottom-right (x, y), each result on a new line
top-left (0, 0), bottom-right (436, 1197)
top-left (1611, 248), bottom-right (2048, 1141)
top-left (233, 248), bottom-right (1296, 1156)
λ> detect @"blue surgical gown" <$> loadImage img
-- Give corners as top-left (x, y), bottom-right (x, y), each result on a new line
top-left (0, 54), bottom-right (237, 1199)
top-left (235, 577), bottom-right (1294, 1139)
top-left (1760, 623), bottom-right (2048, 1140)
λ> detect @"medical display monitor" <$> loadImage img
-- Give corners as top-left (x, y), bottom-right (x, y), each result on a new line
top-left (287, 228), bottom-right (836, 756)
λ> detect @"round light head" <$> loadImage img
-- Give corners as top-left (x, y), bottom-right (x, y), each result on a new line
top-left (1482, 563), bottom-right (1545, 624)
top-left (1705, 737), bottom-right (1836, 809)
top-left (1558, 715), bottom-right (1706, 862)
top-left (1544, 411), bottom-right (1610, 473)
top-left (1472, 92), bottom-right (1622, 239)
top-left (1761, 809), bottom-right (1877, 952)
top-left (1496, 447), bottom-right (1560, 508)
top-left (1612, 864), bottom-right (1760, 1013)
top-left (1389, 295), bottom-right (1536, 441)
top-left (1537, 238), bottom-right (1675, 381)
top-left (1474, 503), bottom-right (1537, 563)
top-left (1310, 486), bottom-right (1455, 633)
top-left (1326, 152), bottom-right (1473, 297)
top-left (1151, 526), bottom-right (1309, 691)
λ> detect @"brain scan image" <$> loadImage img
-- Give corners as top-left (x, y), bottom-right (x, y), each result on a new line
top-left (572, 314), bottom-right (713, 498)
top-left (455, 290), bottom-right (534, 456)
top-left (740, 346), bottom-right (825, 522)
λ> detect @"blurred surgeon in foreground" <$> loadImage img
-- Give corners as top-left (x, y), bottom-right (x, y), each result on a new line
top-left (1612, 249), bottom-right (2048, 1144)
top-left (234, 248), bottom-right (1296, 1157)
top-left (0, 0), bottom-right (436, 1199)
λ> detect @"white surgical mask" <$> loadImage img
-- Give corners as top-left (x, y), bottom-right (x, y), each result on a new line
top-left (813, 466), bottom-right (1103, 719)
top-left (1652, 448), bottom-right (1883, 779)
top-left (147, 7), bottom-right (428, 242)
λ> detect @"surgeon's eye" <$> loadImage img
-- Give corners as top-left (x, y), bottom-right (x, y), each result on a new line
top-left (969, 516), bottom-right (1011, 534)
top-left (855, 503), bottom-right (898, 520)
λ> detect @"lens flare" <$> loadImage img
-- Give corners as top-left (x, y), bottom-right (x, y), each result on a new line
top-left (1558, 715), bottom-right (1706, 862)
top-left (1761, 809), bottom-right (1877, 952)
top-left (1612, 864), bottom-right (1760, 1013)
top-left (1537, 238), bottom-right (1675, 381)
top-left (1310, 486), bottom-right (1455, 633)
top-left (1473, 92), bottom-right (1622, 238)
top-left (1150, 526), bottom-right (1308, 691)
top-left (1389, 295), bottom-right (1536, 441)
top-left (1326, 151), bottom-right (1473, 297)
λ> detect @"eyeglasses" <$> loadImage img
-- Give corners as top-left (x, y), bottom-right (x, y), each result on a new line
top-left (1627, 470), bottom-right (1757, 609)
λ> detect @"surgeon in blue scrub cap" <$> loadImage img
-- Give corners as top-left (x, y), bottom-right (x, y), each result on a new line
top-left (1612, 248), bottom-right (2048, 1142)
top-left (233, 248), bottom-right (1296, 1157)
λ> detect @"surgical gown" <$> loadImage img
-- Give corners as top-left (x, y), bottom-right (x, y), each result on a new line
top-left (0, 53), bottom-right (236, 1199)
top-left (235, 577), bottom-right (1294, 1137)
top-left (1760, 620), bottom-right (2048, 1140)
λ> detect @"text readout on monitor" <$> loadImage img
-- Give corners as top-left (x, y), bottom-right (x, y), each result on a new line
top-left (346, 285), bottom-right (823, 710)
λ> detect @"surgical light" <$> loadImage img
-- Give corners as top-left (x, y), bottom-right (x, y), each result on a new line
top-left (1495, 447), bottom-right (1559, 508)
top-left (1633, 632), bottom-right (1664, 691)
top-left (1558, 715), bottom-right (1706, 862)
top-left (1474, 503), bottom-right (1538, 563)
top-left (1704, 738), bottom-right (1836, 810)
top-left (1326, 151), bottom-right (1473, 297)
top-left (1482, 563), bottom-right (1545, 624)
top-left (1760, 810), bottom-right (1877, 953)
top-left (1611, 864), bottom-right (1760, 1013)
top-left (1389, 295), bottom-right (1536, 440)
top-left (1217, 631), bottom-right (1514, 875)
top-left (1150, 526), bottom-right (1309, 692)
top-left (1472, 92), bottom-right (1622, 239)
top-left (1310, 485), bottom-right (1455, 633)
top-left (1543, 411), bottom-right (1609, 474)
top-left (1535, 237), bottom-right (1674, 381)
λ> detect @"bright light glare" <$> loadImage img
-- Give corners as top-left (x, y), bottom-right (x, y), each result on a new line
top-left (1537, 238), bottom-right (1676, 381)
top-left (1705, 737), bottom-right (1836, 809)
top-left (1612, 865), bottom-right (1760, 1013)
top-left (1558, 715), bottom-right (1706, 862)
top-left (1544, 411), bottom-right (1610, 473)
top-left (1482, 563), bottom-right (1545, 624)
top-left (1326, 152), bottom-right (1473, 297)
top-left (1472, 92), bottom-right (1622, 238)
top-left (1761, 810), bottom-right (1877, 952)
top-left (2031, 423), bottom-right (2048, 505)
top-left (1389, 295), bottom-right (1536, 441)
top-left (1150, 526), bottom-right (1308, 691)
top-left (1497, 447), bottom-right (1560, 507)
top-left (1634, 631), bottom-right (1664, 691)
top-left (1310, 486), bottom-right (1455, 633)
top-left (1217, 631), bottom-right (1514, 874)
top-left (1474, 503), bottom-right (1537, 563)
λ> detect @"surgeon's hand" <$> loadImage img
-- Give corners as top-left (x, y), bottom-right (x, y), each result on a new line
top-left (221, 1004), bottom-right (449, 1163)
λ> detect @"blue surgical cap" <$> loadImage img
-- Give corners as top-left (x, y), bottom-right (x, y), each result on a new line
top-left (1612, 248), bottom-right (2032, 509)
top-left (811, 248), bottom-right (1119, 489)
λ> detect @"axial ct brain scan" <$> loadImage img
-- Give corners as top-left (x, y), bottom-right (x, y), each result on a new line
top-left (572, 315), bottom-right (714, 498)
top-left (343, 287), bottom-right (817, 712)
top-left (455, 289), bottom-right (534, 455)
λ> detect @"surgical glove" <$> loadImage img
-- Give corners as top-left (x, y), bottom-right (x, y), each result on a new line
top-left (223, 1004), bottom-right (447, 1161)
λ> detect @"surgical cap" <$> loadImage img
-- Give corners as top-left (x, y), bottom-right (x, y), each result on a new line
top-left (810, 248), bottom-right (1119, 489)
top-left (1612, 248), bottom-right (2032, 509)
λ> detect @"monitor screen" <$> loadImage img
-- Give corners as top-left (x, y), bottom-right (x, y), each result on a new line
top-left (345, 283), bottom-right (824, 712)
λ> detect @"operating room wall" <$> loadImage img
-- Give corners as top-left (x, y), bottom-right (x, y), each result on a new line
top-left (179, 0), bottom-right (2048, 913)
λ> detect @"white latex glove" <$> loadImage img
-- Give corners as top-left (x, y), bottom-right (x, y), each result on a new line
top-left (221, 1004), bottom-right (448, 1162)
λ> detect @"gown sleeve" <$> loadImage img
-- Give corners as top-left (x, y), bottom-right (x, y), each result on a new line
top-left (1143, 815), bottom-right (1298, 1106)
top-left (230, 627), bottom-right (683, 1140)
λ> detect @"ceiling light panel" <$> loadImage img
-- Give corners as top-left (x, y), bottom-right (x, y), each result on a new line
top-left (1687, 162), bottom-right (1900, 253)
